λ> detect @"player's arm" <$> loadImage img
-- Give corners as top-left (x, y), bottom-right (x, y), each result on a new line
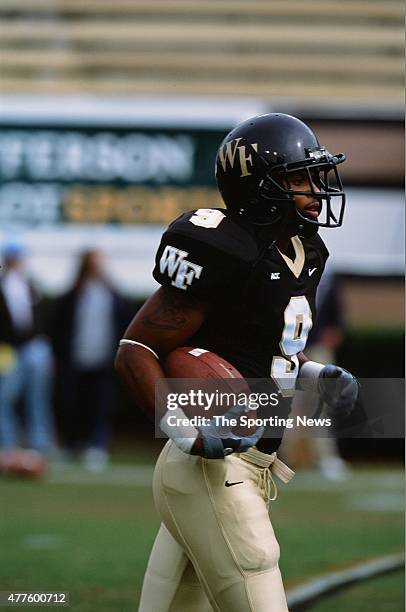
top-left (297, 352), bottom-right (308, 367)
top-left (116, 213), bottom-right (265, 458)
top-left (115, 286), bottom-right (263, 458)
top-left (115, 286), bottom-right (209, 420)
top-left (115, 286), bottom-right (210, 455)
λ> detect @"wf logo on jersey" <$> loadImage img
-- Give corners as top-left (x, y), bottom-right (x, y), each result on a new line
top-left (217, 138), bottom-right (258, 178)
top-left (159, 245), bottom-right (203, 290)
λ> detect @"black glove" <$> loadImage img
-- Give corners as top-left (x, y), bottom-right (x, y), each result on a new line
top-left (318, 364), bottom-right (359, 418)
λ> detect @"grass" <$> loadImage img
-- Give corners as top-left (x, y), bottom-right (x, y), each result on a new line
top-left (311, 573), bottom-right (404, 612)
top-left (0, 459), bottom-right (403, 611)
top-left (1, 481), bottom-right (155, 610)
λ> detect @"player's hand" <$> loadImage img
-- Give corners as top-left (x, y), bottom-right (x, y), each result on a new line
top-left (192, 403), bottom-right (264, 459)
top-left (318, 364), bottom-right (359, 417)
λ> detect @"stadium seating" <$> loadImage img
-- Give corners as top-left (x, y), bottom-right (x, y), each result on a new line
top-left (0, 0), bottom-right (403, 107)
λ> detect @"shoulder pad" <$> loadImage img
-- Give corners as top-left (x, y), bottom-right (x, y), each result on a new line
top-left (152, 209), bottom-right (258, 299)
top-left (166, 209), bottom-right (260, 262)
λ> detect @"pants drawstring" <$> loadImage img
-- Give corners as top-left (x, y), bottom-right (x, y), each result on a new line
top-left (238, 448), bottom-right (295, 505)
top-left (258, 467), bottom-right (278, 504)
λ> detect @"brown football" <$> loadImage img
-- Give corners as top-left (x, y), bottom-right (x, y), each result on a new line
top-left (163, 347), bottom-right (257, 435)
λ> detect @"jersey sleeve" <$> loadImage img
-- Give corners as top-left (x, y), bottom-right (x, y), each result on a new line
top-left (152, 209), bottom-right (257, 301)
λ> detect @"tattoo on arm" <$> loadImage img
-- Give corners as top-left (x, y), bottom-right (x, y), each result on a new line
top-left (142, 291), bottom-right (200, 331)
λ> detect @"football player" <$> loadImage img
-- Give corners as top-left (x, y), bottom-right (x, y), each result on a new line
top-left (115, 113), bottom-right (358, 612)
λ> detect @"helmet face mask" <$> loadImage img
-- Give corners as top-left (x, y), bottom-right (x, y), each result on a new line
top-left (258, 154), bottom-right (346, 229)
top-left (215, 113), bottom-right (346, 235)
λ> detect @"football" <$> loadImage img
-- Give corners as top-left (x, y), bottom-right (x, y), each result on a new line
top-left (163, 347), bottom-right (257, 435)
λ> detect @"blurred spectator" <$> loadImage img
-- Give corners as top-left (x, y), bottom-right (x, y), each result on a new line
top-left (281, 269), bottom-right (348, 480)
top-left (51, 249), bottom-right (129, 471)
top-left (307, 270), bottom-right (348, 480)
top-left (306, 269), bottom-right (344, 364)
top-left (0, 242), bottom-right (54, 454)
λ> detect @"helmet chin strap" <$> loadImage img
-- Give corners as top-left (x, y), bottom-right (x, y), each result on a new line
top-left (249, 201), bottom-right (299, 248)
top-left (279, 197), bottom-right (319, 239)
top-left (274, 210), bottom-right (319, 246)
top-left (294, 212), bottom-right (319, 238)
top-left (235, 188), bottom-right (319, 245)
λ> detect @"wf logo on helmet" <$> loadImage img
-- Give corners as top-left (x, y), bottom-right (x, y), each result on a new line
top-left (217, 138), bottom-right (258, 178)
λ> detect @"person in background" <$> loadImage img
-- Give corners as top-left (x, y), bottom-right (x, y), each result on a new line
top-left (0, 241), bottom-right (54, 455)
top-left (51, 249), bottom-right (129, 471)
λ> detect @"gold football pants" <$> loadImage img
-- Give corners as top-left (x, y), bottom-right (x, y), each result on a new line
top-left (138, 441), bottom-right (294, 612)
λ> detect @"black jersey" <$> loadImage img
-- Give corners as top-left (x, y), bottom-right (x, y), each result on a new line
top-left (153, 208), bottom-right (329, 452)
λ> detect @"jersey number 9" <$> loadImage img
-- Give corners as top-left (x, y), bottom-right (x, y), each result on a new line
top-left (271, 296), bottom-right (312, 396)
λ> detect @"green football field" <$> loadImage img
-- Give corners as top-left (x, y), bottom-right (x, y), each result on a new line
top-left (0, 455), bottom-right (404, 611)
